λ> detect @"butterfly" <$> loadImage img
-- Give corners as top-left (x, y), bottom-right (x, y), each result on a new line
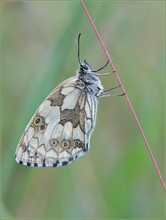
top-left (15, 33), bottom-right (123, 167)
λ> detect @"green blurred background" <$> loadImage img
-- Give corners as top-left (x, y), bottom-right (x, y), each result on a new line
top-left (2, 1), bottom-right (165, 219)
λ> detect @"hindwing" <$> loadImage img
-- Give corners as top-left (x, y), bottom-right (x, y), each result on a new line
top-left (15, 77), bottom-right (98, 167)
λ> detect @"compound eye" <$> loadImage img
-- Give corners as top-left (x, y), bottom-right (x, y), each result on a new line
top-left (81, 63), bottom-right (88, 70)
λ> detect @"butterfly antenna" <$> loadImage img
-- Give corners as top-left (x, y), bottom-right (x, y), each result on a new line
top-left (78, 33), bottom-right (82, 65)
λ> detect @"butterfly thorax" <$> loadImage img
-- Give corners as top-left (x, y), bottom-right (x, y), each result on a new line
top-left (76, 62), bottom-right (104, 97)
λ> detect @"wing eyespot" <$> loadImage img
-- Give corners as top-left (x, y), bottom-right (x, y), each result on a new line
top-left (74, 140), bottom-right (79, 147)
top-left (78, 142), bottom-right (83, 148)
top-left (38, 123), bottom-right (47, 133)
top-left (33, 115), bottom-right (47, 133)
top-left (73, 140), bottom-right (84, 148)
top-left (61, 140), bottom-right (70, 149)
top-left (50, 139), bottom-right (59, 146)
top-left (33, 116), bottom-right (43, 126)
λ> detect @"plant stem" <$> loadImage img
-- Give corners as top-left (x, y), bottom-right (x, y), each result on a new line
top-left (80, 0), bottom-right (165, 192)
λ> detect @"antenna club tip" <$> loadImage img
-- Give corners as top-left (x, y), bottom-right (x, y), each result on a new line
top-left (78, 33), bottom-right (82, 65)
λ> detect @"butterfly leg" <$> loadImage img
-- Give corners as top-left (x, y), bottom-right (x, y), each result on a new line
top-left (99, 85), bottom-right (125, 97)
top-left (92, 60), bottom-right (109, 72)
top-left (99, 92), bottom-right (125, 97)
top-left (95, 71), bottom-right (115, 76)
top-left (104, 84), bottom-right (120, 91)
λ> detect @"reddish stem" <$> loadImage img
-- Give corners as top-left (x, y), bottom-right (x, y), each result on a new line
top-left (80, 0), bottom-right (165, 192)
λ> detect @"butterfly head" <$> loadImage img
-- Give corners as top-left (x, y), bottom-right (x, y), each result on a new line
top-left (76, 33), bottom-right (104, 96)
top-left (77, 59), bottom-right (100, 81)
top-left (79, 59), bottom-right (92, 73)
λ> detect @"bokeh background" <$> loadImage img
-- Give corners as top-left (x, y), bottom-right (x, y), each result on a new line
top-left (2, 1), bottom-right (165, 219)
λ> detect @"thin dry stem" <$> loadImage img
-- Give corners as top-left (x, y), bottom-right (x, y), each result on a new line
top-left (80, 0), bottom-right (165, 192)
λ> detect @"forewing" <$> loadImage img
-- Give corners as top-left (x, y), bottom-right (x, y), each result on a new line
top-left (15, 77), bottom-right (98, 167)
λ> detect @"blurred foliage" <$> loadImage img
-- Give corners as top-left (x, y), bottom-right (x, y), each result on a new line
top-left (2, 1), bottom-right (165, 219)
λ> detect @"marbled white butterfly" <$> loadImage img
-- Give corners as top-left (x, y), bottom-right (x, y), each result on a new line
top-left (15, 33), bottom-right (123, 167)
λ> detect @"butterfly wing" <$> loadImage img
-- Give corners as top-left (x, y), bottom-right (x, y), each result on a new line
top-left (15, 76), bottom-right (98, 167)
